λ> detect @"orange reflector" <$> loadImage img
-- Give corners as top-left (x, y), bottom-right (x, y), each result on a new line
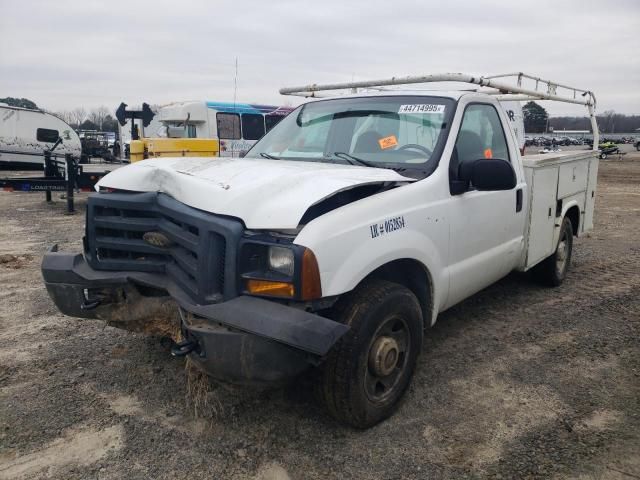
top-left (245, 279), bottom-right (295, 298)
top-left (301, 248), bottom-right (322, 300)
top-left (484, 148), bottom-right (493, 159)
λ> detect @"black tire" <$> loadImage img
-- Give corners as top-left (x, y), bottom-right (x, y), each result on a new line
top-left (316, 279), bottom-right (423, 428)
top-left (532, 216), bottom-right (573, 287)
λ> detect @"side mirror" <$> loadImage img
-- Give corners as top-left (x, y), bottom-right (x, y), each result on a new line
top-left (459, 158), bottom-right (516, 191)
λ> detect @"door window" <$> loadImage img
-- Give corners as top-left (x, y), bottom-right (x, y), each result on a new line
top-left (451, 104), bottom-right (510, 180)
top-left (216, 113), bottom-right (241, 139)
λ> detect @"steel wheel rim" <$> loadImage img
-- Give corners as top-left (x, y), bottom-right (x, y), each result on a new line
top-left (556, 233), bottom-right (569, 274)
top-left (364, 316), bottom-right (410, 403)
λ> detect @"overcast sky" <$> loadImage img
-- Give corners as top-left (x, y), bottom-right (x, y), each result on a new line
top-left (1, 0), bottom-right (639, 117)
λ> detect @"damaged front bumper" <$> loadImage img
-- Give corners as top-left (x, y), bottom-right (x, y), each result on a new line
top-left (41, 246), bottom-right (349, 385)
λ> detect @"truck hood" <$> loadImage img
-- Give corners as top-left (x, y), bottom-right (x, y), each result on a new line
top-left (96, 157), bottom-right (414, 229)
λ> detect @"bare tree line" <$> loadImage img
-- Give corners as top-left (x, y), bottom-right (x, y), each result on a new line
top-left (550, 111), bottom-right (640, 134)
top-left (53, 106), bottom-right (115, 131)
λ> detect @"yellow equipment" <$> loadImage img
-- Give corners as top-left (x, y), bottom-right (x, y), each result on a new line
top-left (130, 138), bottom-right (219, 162)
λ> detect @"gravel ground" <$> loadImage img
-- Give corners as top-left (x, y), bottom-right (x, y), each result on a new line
top-left (0, 147), bottom-right (638, 479)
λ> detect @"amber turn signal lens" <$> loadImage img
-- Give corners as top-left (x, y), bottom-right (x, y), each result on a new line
top-left (301, 248), bottom-right (322, 300)
top-left (245, 279), bottom-right (295, 298)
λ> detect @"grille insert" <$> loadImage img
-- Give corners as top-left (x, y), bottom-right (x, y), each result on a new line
top-left (86, 192), bottom-right (242, 303)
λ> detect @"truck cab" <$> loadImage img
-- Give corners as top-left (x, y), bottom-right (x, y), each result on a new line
top-left (42, 73), bottom-right (600, 428)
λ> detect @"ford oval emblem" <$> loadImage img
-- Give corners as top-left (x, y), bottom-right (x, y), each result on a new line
top-left (142, 231), bottom-right (174, 248)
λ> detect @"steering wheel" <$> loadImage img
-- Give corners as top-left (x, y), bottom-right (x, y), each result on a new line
top-left (397, 144), bottom-right (432, 157)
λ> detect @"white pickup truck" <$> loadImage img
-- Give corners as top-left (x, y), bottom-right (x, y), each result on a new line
top-left (42, 73), bottom-right (600, 428)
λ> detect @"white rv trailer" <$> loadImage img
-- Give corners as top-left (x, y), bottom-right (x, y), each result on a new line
top-left (0, 104), bottom-right (82, 169)
top-left (155, 101), bottom-right (294, 157)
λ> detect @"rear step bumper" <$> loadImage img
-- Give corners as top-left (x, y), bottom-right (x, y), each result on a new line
top-left (41, 245), bottom-right (349, 385)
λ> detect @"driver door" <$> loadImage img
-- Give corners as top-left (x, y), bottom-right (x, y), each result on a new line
top-left (445, 102), bottom-right (526, 308)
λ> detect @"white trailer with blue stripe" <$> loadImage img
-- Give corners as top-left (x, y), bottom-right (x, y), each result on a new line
top-left (156, 101), bottom-right (294, 157)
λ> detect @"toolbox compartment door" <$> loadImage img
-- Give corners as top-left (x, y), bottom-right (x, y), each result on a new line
top-left (582, 158), bottom-right (599, 233)
top-left (558, 160), bottom-right (589, 199)
top-left (525, 166), bottom-right (559, 269)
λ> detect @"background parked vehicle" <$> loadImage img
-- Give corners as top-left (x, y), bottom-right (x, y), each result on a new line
top-left (0, 103), bottom-right (81, 169)
top-left (77, 130), bottom-right (118, 162)
top-left (118, 101), bottom-right (295, 162)
top-left (598, 141), bottom-right (620, 158)
top-left (156, 101), bottom-right (294, 157)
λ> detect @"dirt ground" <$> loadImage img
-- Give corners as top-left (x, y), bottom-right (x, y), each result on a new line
top-left (0, 147), bottom-right (638, 480)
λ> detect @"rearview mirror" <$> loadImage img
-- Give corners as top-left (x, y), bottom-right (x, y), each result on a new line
top-left (459, 158), bottom-right (516, 191)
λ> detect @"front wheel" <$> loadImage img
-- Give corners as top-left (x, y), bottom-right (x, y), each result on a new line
top-left (532, 216), bottom-right (574, 286)
top-left (316, 280), bottom-right (423, 428)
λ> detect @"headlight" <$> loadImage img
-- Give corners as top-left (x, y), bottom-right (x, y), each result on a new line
top-left (240, 240), bottom-right (322, 301)
top-left (268, 246), bottom-right (295, 276)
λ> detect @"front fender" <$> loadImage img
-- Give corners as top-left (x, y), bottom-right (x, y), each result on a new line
top-left (294, 180), bottom-right (449, 316)
top-left (323, 232), bottom-right (444, 306)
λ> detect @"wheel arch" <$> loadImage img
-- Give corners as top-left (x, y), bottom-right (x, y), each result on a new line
top-left (564, 204), bottom-right (580, 237)
top-left (359, 258), bottom-right (435, 329)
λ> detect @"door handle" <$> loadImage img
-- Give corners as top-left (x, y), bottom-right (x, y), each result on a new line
top-left (516, 188), bottom-right (523, 212)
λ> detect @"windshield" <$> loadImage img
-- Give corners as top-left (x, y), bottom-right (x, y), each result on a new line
top-left (245, 95), bottom-right (455, 177)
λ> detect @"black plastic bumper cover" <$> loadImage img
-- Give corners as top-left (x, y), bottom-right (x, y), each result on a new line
top-left (42, 246), bottom-right (349, 384)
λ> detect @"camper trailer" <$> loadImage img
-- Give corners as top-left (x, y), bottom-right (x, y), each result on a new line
top-left (0, 104), bottom-right (81, 169)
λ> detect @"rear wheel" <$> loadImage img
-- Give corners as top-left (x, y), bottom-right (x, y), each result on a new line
top-left (532, 216), bottom-right (573, 286)
top-left (316, 280), bottom-right (423, 428)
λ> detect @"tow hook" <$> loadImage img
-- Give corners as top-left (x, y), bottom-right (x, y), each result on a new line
top-left (81, 288), bottom-right (102, 310)
top-left (171, 340), bottom-right (198, 357)
top-left (80, 299), bottom-right (101, 310)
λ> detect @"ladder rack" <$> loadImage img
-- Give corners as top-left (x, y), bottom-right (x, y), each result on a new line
top-left (280, 72), bottom-right (599, 148)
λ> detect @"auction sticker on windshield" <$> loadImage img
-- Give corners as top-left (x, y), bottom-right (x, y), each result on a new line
top-left (378, 135), bottom-right (398, 150)
top-left (398, 104), bottom-right (445, 114)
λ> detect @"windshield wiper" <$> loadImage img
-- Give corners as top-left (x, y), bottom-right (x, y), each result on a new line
top-left (333, 151), bottom-right (421, 176)
top-left (332, 152), bottom-right (379, 168)
top-left (259, 152), bottom-right (281, 160)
